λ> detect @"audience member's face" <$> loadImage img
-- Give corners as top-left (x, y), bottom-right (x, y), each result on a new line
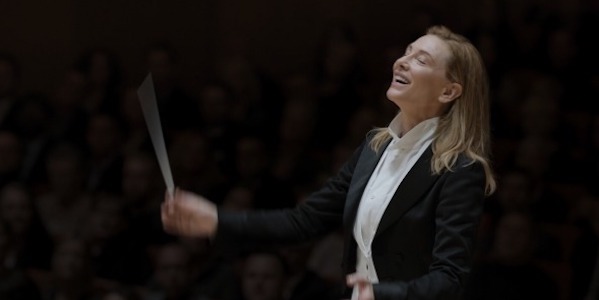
top-left (346, 108), bottom-right (377, 142)
top-left (52, 240), bottom-right (90, 282)
top-left (89, 53), bottom-right (111, 87)
top-left (282, 75), bottom-right (315, 101)
top-left (547, 29), bottom-right (576, 69)
top-left (153, 244), bottom-right (191, 295)
top-left (497, 172), bottom-right (532, 211)
top-left (515, 136), bottom-right (554, 177)
top-left (322, 28), bottom-right (357, 78)
top-left (120, 88), bottom-right (145, 128)
top-left (0, 132), bottom-right (21, 174)
top-left (508, 13), bottom-right (542, 52)
top-left (222, 186), bottom-right (254, 211)
top-left (86, 115), bottom-right (121, 157)
top-left (521, 94), bottom-right (558, 137)
top-left (279, 243), bottom-right (312, 274)
top-left (591, 115), bottom-right (599, 150)
top-left (477, 0), bottom-right (500, 29)
top-left (179, 237), bottom-right (210, 260)
top-left (122, 156), bottom-right (156, 200)
top-left (147, 50), bottom-right (172, 86)
top-left (170, 132), bottom-right (209, 173)
top-left (242, 253), bottom-right (286, 300)
top-left (14, 99), bottom-right (48, 137)
top-left (476, 34), bottom-right (497, 68)
top-left (87, 197), bottom-right (124, 241)
top-left (198, 85), bottom-right (230, 124)
top-left (0, 224), bottom-right (8, 260)
top-left (47, 157), bottom-right (84, 193)
top-left (236, 138), bottom-right (268, 178)
top-left (215, 56), bottom-right (255, 92)
top-left (101, 292), bottom-right (127, 300)
top-left (53, 70), bottom-right (86, 108)
top-left (493, 213), bottom-right (534, 263)
top-left (0, 186), bottom-right (33, 235)
top-left (278, 100), bottom-right (315, 144)
top-left (386, 34), bottom-right (453, 114)
top-left (591, 201), bottom-right (599, 235)
top-left (0, 60), bottom-right (16, 97)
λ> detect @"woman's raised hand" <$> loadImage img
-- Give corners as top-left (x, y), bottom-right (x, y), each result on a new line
top-left (161, 188), bottom-right (218, 237)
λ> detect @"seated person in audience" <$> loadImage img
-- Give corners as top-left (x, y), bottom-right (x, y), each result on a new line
top-left (463, 212), bottom-right (558, 300)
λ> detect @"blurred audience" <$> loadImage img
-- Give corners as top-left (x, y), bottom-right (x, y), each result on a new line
top-left (0, 52), bottom-right (21, 129)
top-left (0, 1), bottom-right (597, 299)
top-left (278, 242), bottom-right (335, 300)
top-left (85, 113), bottom-right (125, 193)
top-left (0, 183), bottom-right (53, 271)
top-left (36, 143), bottom-right (92, 241)
top-left (0, 131), bottom-right (23, 187)
top-left (463, 212), bottom-right (559, 300)
top-left (74, 48), bottom-right (123, 116)
top-left (82, 193), bottom-right (152, 285)
top-left (144, 242), bottom-right (205, 300)
top-left (0, 221), bottom-right (43, 300)
top-left (43, 238), bottom-right (102, 300)
top-left (240, 250), bottom-right (288, 300)
top-left (145, 42), bottom-right (196, 133)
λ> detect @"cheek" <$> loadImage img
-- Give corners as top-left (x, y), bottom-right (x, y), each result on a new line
top-left (418, 71), bottom-right (449, 93)
top-left (415, 67), bottom-right (445, 83)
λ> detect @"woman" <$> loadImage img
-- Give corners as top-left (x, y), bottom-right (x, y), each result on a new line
top-left (161, 25), bottom-right (496, 300)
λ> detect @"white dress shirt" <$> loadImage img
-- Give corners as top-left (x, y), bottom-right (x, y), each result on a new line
top-left (351, 114), bottom-right (438, 299)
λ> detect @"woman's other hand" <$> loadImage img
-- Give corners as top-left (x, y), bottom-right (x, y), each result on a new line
top-left (347, 273), bottom-right (375, 300)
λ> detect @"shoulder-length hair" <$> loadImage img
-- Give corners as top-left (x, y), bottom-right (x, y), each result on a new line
top-left (370, 25), bottom-right (496, 195)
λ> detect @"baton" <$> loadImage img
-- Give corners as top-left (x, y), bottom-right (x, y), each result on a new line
top-left (137, 73), bottom-right (175, 198)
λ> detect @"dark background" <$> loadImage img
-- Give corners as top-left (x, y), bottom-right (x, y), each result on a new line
top-left (1, 0), bottom-right (598, 300)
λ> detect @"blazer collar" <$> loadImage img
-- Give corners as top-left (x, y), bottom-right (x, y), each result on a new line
top-left (342, 142), bottom-right (439, 235)
top-left (375, 146), bottom-right (438, 237)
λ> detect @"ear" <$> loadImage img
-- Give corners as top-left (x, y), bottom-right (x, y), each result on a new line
top-left (438, 82), bottom-right (462, 103)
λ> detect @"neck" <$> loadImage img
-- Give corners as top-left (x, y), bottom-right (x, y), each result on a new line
top-left (399, 113), bottom-right (428, 136)
top-left (398, 100), bottom-right (448, 135)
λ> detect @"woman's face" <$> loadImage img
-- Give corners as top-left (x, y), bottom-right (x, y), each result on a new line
top-left (386, 34), bottom-right (453, 115)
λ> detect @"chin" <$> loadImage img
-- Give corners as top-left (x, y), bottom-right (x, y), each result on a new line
top-left (386, 89), bottom-right (403, 106)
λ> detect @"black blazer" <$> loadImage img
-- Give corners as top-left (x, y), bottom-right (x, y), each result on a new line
top-left (217, 133), bottom-right (486, 300)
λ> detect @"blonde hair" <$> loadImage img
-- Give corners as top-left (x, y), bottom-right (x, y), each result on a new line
top-left (370, 25), bottom-right (496, 195)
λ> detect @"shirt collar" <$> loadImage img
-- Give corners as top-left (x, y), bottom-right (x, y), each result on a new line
top-left (388, 113), bottom-right (439, 147)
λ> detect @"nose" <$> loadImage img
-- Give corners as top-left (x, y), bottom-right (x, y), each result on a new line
top-left (393, 57), bottom-right (408, 71)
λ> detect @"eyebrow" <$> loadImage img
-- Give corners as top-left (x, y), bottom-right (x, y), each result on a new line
top-left (405, 44), bottom-right (436, 64)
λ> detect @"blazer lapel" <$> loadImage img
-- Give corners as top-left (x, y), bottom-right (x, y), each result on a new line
top-left (342, 139), bottom-right (390, 230)
top-left (375, 146), bottom-right (439, 237)
top-left (341, 138), bottom-right (388, 275)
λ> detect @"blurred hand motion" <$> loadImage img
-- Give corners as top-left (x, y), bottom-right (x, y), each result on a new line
top-left (347, 273), bottom-right (374, 300)
top-left (161, 188), bottom-right (218, 237)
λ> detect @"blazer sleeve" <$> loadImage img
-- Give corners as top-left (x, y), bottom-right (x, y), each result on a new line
top-left (373, 159), bottom-right (486, 300)
top-left (215, 138), bottom-right (367, 244)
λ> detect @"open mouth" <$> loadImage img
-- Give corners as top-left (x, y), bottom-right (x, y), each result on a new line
top-left (394, 74), bottom-right (410, 84)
